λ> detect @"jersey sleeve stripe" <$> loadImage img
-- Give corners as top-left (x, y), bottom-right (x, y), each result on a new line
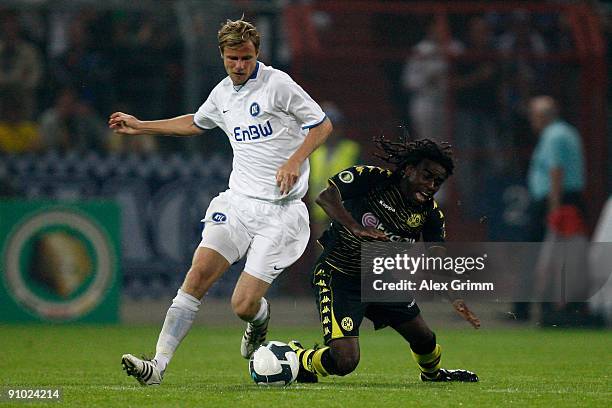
top-left (301, 114), bottom-right (327, 130)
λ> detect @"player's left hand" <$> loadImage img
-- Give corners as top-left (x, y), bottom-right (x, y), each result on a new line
top-left (452, 299), bottom-right (481, 329)
top-left (276, 159), bottom-right (300, 195)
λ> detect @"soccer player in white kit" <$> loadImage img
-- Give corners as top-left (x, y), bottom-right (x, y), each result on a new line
top-left (109, 18), bottom-right (332, 386)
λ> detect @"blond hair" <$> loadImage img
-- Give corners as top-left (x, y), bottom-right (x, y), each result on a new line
top-left (218, 18), bottom-right (260, 54)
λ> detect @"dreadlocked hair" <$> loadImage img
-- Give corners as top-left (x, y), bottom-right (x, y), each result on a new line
top-left (374, 136), bottom-right (454, 176)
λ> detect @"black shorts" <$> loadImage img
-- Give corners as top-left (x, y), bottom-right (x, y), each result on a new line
top-left (312, 260), bottom-right (421, 345)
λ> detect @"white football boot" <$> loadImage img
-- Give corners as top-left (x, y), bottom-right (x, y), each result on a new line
top-left (240, 302), bottom-right (271, 359)
top-left (121, 354), bottom-right (162, 386)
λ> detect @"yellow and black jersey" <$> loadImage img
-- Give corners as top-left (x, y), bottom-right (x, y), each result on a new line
top-left (318, 165), bottom-right (446, 276)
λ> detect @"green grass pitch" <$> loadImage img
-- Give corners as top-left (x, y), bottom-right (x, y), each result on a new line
top-left (1, 325), bottom-right (610, 407)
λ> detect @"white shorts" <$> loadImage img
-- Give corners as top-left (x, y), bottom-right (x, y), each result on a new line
top-left (199, 190), bottom-right (310, 283)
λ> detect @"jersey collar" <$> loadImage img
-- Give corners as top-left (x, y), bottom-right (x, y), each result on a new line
top-left (249, 61), bottom-right (260, 80)
top-left (231, 61), bottom-right (260, 92)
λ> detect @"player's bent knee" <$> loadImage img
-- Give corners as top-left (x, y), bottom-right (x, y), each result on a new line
top-left (417, 323), bottom-right (435, 342)
top-left (329, 339), bottom-right (360, 376)
top-left (184, 266), bottom-right (215, 291)
top-left (410, 330), bottom-right (437, 355)
top-left (412, 327), bottom-right (435, 345)
top-left (333, 354), bottom-right (360, 376)
top-left (231, 295), bottom-right (258, 321)
top-left (183, 248), bottom-right (230, 296)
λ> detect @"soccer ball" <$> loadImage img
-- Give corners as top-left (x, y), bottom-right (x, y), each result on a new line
top-left (249, 341), bottom-right (299, 386)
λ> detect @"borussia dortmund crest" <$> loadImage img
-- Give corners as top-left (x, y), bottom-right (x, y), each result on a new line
top-left (341, 317), bottom-right (354, 331)
top-left (406, 213), bottom-right (425, 228)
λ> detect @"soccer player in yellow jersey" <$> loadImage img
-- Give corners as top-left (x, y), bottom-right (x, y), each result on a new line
top-left (290, 138), bottom-right (479, 383)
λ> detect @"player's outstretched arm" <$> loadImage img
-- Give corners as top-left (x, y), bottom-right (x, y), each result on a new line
top-left (108, 112), bottom-right (203, 137)
top-left (316, 185), bottom-right (388, 241)
top-left (276, 118), bottom-right (333, 195)
top-left (426, 245), bottom-right (480, 329)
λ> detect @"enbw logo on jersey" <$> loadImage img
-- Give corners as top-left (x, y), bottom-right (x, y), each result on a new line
top-left (233, 120), bottom-right (273, 142)
top-left (249, 102), bottom-right (261, 117)
top-left (211, 212), bottom-right (227, 223)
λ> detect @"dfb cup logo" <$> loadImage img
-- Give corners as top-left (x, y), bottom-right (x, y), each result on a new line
top-left (2, 209), bottom-right (114, 320)
top-left (341, 317), bottom-right (354, 331)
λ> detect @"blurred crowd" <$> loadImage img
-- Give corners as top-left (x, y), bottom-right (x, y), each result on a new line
top-left (0, 2), bottom-right (610, 317)
top-left (399, 10), bottom-right (584, 218)
top-left (0, 6), bottom-right (183, 155)
top-left (0, 4), bottom-right (610, 158)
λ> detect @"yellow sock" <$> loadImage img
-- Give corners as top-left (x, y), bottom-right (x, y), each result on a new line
top-left (411, 344), bottom-right (442, 378)
top-left (311, 347), bottom-right (331, 377)
top-left (295, 346), bottom-right (331, 377)
top-left (298, 348), bottom-right (315, 372)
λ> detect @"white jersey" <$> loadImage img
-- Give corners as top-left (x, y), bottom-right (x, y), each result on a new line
top-left (194, 62), bottom-right (326, 202)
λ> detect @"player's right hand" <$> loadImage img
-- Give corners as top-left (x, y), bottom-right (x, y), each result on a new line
top-left (349, 225), bottom-right (389, 241)
top-left (108, 112), bottom-right (142, 135)
top-left (452, 299), bottom-right (481, 329)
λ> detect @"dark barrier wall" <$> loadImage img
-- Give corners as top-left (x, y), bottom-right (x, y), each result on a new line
top-left (1, 151), bottom-right (231, 299)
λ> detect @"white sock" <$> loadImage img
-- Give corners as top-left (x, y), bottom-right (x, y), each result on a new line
top-left (250, 297), bottom-right (269, 326)
top-left (154, 289), bottom-right (201, 374)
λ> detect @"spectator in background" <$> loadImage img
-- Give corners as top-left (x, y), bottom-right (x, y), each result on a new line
top-left (174, 5), bottom-right (234, 155)
top-left (512, 96), bottom-right (585, 323)
top-left (49, 17), bottom-right (113, 116)
top-left (0, 89), bottom-right (41, 153)
top-left (498, 11), bottom-right (547, 55)
top-left (38, 87), bottom-right (109, 152)
top-left (527, 96), bottom-right (584, 249)
top-left (497, 11), bottom-right (548, 125)
top-left (537, 13), bottom-right (574, 53)
top-left (0, 11), bottom-right (43, 120)
top-left (113, 14), bottom-right (179, 120)
top-left (402, 16), bottom-right (463, 142)
top-left (308, 101), bottom-right (361, 241)
top-left (451, 16), bottom-right (502, 218)
top-left (174, 5), bottom-right (234, 110)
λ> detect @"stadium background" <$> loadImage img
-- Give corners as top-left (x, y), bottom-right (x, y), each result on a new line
top-left (0, 2), bottom-right (611, 405)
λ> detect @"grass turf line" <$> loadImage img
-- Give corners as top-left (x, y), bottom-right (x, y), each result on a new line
top-left (0, 325), bottom-right (610, 407)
